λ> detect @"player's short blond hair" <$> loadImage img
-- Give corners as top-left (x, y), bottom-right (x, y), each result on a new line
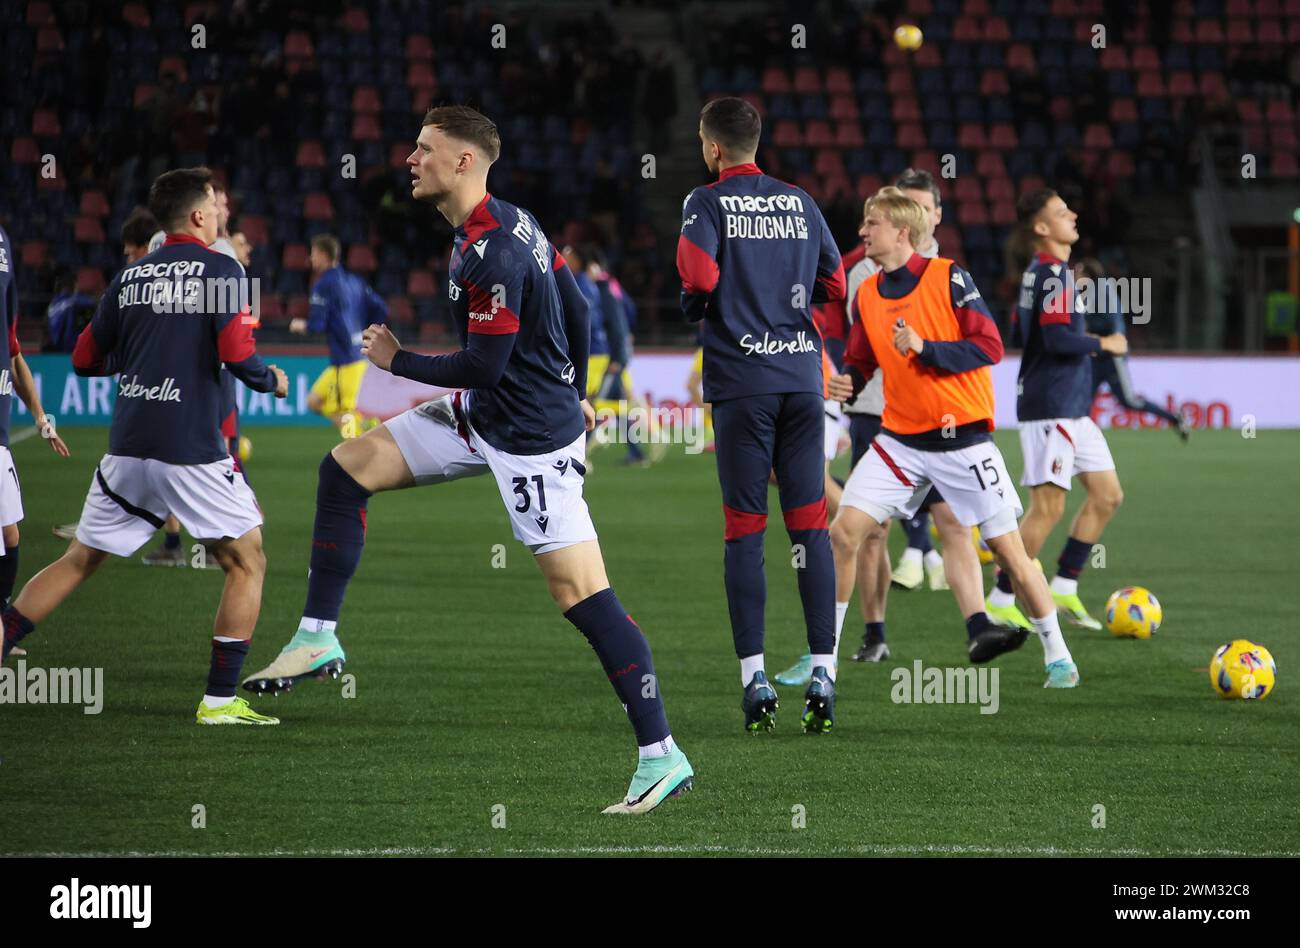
top-left (863, 186), bottom-right (932, 248)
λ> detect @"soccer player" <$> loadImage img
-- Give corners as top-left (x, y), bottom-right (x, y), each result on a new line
top-left (676, 96), bottom-right (846, 732)
top-left (291, 234), bottom-right (388, 436)
top-left (1, 224), bottom-right (72, 664)
top-left (985, 191), bottom-right (1128, 632)
top-left (1077, 257), bottom-right (1189, 439)
top-left (242, 106), bottom-right (693, 814)
top-left (829, 188), bottom-right (1080, 688)
top-left (1, 167), bottom-right (290, 724)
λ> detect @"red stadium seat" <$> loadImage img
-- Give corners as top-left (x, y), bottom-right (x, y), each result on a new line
top-left (77, 266), bottom-right (106, 294)
top-left (1109, 98), bottom-right (1139, 123)
top-left (829, 94), bottom-right (858, 121)
top-left (1105, 151), bottom-right (1136, 178)
top-left (1225, 19), bottom-right (1253, 43)
top-left (287, 296), bottom-right (310, 322)
top-left (32, 108), bottom-right (60, 137)
top-left (761, 67), bottom-right (791, 94)
top-left (986, 176), bottom-right (1015, 202)
top-left (958, 123), bottom-right (987, 149)
top-left (390, 142), bottom-right (411, 168)
top-left (958, 201), bottom-right (989, 225)
top-left (954, 177), bottom-right (984, 203)
top-left (854, 175), bottom-right (884, 198)
top-left (1287, 20), bottom-right (1300, 44)
top-left (793, 67), bottom-right (822, 94)
top-left (805, 120), bottom-right (834, 148)
top-left (1049, 96), bottom-right (1073, 122)
top-left (1099, 46), bottom-right (1129, 70)
top-left (238, 215), bottom-right (268, 246)
top-left (257, 294), bottom-right (284, 323)
top-left (976, 150), bottom-right (1006, 177)
top-left (795, 174), bottom-right (823, 200)
top-left (1194, 20), bottom-right (1224, 42)
top-left (1198, 73), bottom-right (1228, 100)
top-left (886, 69), bottom-right (913, 95)
top-left (1083, 124), bottom-right (1113, 148)
top-left (834, 124), bottom-right (864, 148)
top-left (133, 83), bottom-right (157, 108)
top-left (911, 150), bottom-right (941, 177)
top-left (772, 120), bottom-right (803, 147)
top-left (1265, 99), bottom-right (1294, 123)
top-left (825, 67), bottom-right (853, 94)
top-left (1273, 152), bottom-right (1299, 176)
top-left (295, 140), bottom-right (326, 168)
top-left (953, 17), bottom-right (980, 40)
top-left (989, 123), bottom-right (1018, 149)
top-left (342, 7), bottom-right (370, 32)
top-left (1136, 72), bottom-right (1167, 96)
top-left (79, 190), bottom-right (110, 217)
top-left (405, 35), bottom-right (433, 60)
top-left (352, 86), bottom-right (381, 114)
top-left (36, 25), bottom-right (63, 51)
top-left (814, 149), bottom-right (844, 176)
top-left (73, 216), bottom-right (104, 244)
top-left (896, 123), bottom-right (927, 149)
top-left (121, 1), bottom-right (149, 27)
top-left (386, 296), bottom-right (414, 327)
top-left (914, 43), bottom-right (942, 67)
top-left (1257, 19), bottom-right (1285, 43)
top-left (284, 31), bottom-right (314, 58)
top-left (1006, 44), bottom-right (1036, 71)
top-left (21, 241), bottom-right (48, 268)
top-left (281, 244), bottom-right (310, 271)
top-left (990, 201), bottom-right (1016, 226)
top-left (1017, 175), bottom-right (1047, 198)
top-left (891, 97), bottom-right (922, 122)
top-left (1236, 100), bottom-right (1263, 123)
top-left (26, 1), bottom-right (54, 25)
top-left (408, 270), bottom-right (437, 298)
top-left (1225, 0), bottom-right (1250, 13)
top-left (346, 244), bottom-right (377, 274)
top-left (966, 0), bottom-right (991, 14)
top-left (983, 17), bottom-right (1011, 41)
top-left (158, 56), bottom-right (187, 82)
top-left (10, 137), bottom-right (39, 164)
top-left (1268, 125), bottom-right (1296, 150)
top-left (934, 224), bottom-right (961, 250)
top-left (1171, 20), bottom-right (1194, 43)
top-left (1168, 72), bottom-right (1197, 97)
top-left (37, 171), bottom-right (64, 191)
top-left (407, 62), bottom-right (436, 92)
top-left (352, 114), bottom-right (381, 141)
top-left (979, 70), bottom-right (1009, 96)
top-left (303, 193), bottom-right (334, 221)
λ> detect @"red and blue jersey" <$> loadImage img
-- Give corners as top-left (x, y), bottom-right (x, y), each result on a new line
top-left (71, 233), bottom-right (280, 464)
top-left (387, 194), bottom-right (589, 456)
top-left (1015, 252), bottom-right (1101, 421)
top-left (676, 163), bottom-right (845, 402)
top-left (308, 265), bottom-right (388, 365)
top-left (0, 226), bottom-right (21, 448)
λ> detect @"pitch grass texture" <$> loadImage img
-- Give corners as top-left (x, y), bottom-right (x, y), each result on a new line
top-left (2, 427), bottom-right (1295, 857)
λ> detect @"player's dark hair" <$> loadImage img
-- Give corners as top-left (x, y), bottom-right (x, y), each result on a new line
top-left (581, 243), bottom-right (607, 270)
top-left (700, 97), bottom-right (761, 157)
top-left (311, 234), bottom-right (341, 262)
top-left (894, 168), bottom-right (941, 207)
top-left (1005, 187), bottom-right (1059, 279)
top-left (422, 105), bottom-right (501, 163)
top-left (148, 167), bottom-right (214, 232)
top-left (120, 206), bottom-right (160, 248)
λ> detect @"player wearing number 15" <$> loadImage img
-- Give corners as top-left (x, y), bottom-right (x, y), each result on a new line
top-left (829, 188), bottom-right (1080, 688)
top-left (242, 106), bottom-right (692, 814)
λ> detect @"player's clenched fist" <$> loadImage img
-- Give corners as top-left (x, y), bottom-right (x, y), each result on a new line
top-left (268, 364), bottom-right (289, 398)
top-left (361, 323), bottom-right (400, 371)
top-left (893, 322), bottom-right (923, 355)
top-left (1097, 333), bottom-right (1128, 355)
top-left (828, 373), bottom-right (855, 403)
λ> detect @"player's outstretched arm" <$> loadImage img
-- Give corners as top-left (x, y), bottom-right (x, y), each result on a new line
top-left (11, 352), bottom-right (69, 456)
top-left (374, 323), bottom-right (515, 389)
top-left (218, 309), bottom-right (282, 395)
top-left (911, 265), bottom-right (1004, 374)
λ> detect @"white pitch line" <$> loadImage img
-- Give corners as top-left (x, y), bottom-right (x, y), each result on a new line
top-left (5, 843), bottom-right (1297, 858)
top-left (9, 426), bottom-right (38, 445)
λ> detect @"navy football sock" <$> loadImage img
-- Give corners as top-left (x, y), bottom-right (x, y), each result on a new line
top-left (724, 531), bottom-right (767, 659)
top-left (1056, 536), bottom-right (1094, 580)
top-left (787, 527), bottom-right (835, 655)
top-left (965, 611), bottom-right (991, 640)
top-left (163, 531), bottom-right (181, 552)
top-left (301, 453), bottom-right (372, 623)
top-left (206, 638), bottom-right (251, 699)
top-left (565, 588), bottom-right (671, 748)
top-left (903, 512), bottom-right (932, 553)
top-left (865, 621), bottom-right (886, 645)
top-left (995, 568), bottom-right (1015, 595)
top-left (2, 605), bottom-right (34, 660)
top-left (0, 545), bottom-right (18, 604)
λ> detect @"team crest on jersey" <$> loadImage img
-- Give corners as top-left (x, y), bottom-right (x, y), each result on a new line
top-left (448, 280), bottom-right (462, 301)
top-left (1051, 457), bottom-right (1064, 476)
top-left (560, 362), bottom-right (575, 384)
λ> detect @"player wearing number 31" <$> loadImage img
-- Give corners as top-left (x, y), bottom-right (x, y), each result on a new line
top-left (829, 187), bottom-right (1080, 688)
top-left (242, 106), bottom-right (693, 814)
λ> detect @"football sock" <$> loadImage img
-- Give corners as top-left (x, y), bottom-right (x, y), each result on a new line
top-left (0, 544), bottom-right (19, 603)
top-left (902, 512), bottom-right (932, 554)
top-left (965, 611), bottom-right (990, 640)
top-left (1050, 576), bottom-right (1079, 596)
top-left (785, 501), bottom-right (835, 655)
top-left (294, 618), bottom-right (338, 643)
top-left (205, 636), bottom-right (250, 701)
top-left (565, 588), bottom-right (671, 747)
top-left (900, 546), bottom-right (923, 566)
top-left (865, 621), bottom-right (886, 645)
top-left (1055, 536), bottom-right (1093, 581)
top-left (994, 568), bottom-right (1015, 595)
top-left (2, 605), bottom-right (34, 660)
top-left (301, 453), bottom-right (372, 624)
top-left (638, 734), bottom-right (675, 760)
top-left (163, 531), bottom-right (181, 552)
top-left (834, 601), bottom-right (849, 654)
top-left (811, 653), bottom-right (836, 681)
top-left (987, 587), bottom-right (1016, 608)
top-left (923, 549), bottom-right (944, 570)
top-left (740, 653), bottom-right (765, 687)
top-left (724, 528), bottom-right (766, 660)
top-left (1030, 612), bottom-right (1072, 665)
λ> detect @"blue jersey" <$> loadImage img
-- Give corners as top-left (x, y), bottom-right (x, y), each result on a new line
top-left (308, 266), bottom-right (388, 365)
top-left (677, 163), bottom-right (845, 402)
top-left (1015, 252), bottom-right (1102, 421)
top-left (573, 271), bottom-right (607, 356)
top-left (0, 226), bottom-right (20, 448)
top-left (72, 233), bottom-right (280, 464)
top-left (46, 291), bottom-right (97, 353)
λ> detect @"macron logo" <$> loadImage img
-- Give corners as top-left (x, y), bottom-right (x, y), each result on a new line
top-left (50, 878), bottom-right (151, 928)
top-left (472, 239), bottom-right (489, 259)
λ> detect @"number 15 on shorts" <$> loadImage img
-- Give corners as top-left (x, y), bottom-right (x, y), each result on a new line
top-left (968, 457), bottom-right (1001, 491)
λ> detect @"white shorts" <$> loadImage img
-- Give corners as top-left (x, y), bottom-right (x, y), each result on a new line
top-left (823, 399), bottom-right (847, 462)
top-left (1018, 416), bottom-right (1115, 490)
top-left (385, 395), bottom-right (598, 554)
top-left (76, 454), bottom-right (263, 557)
top-left (0, 445), bottom-right (24, 539)
top-left (841, 433), bottom-right (1024, 538)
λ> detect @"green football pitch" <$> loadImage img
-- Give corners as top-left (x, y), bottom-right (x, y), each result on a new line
top-left (1, 425), bottom-right (1295, 857)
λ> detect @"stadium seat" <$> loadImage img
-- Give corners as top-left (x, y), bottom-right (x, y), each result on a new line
top-left (284, 31), bottom-right (314, 58)
top-left (79, 190), bottom-right (110, 218)
top-left (26, 1), bottom-right (54, 25)
top-left (352, 86), bottom-right (381, 114)
top-left (352, 114), bottom-right (382, 141)
top-left (21, 241), bottom-right (48, 268)
top-left (346, 244), bottom-right (377, 274)
top-left (287, 296), bottom-right (310, 322)
top-left (343, 7), bottom-right (370, 32)
top-left (761, 67), bottom-right (792, 94)
top-left (76, 266), bottom-right (105, 294)
top-left (408, 270), bottom-right (437, 298)
top-left (10, 137), bottom-right (39, 164)
top-left (386, 296), bottom-right (414, 326)
top-left (303, 193), bottom-right (334, 221)
top-left (281, 243), bottom-right (310, 271)
top-left (296, 140), bottom-right (327, 169)
top-left (32, 108), bottom-right (60, 137)
top-left (73, 216), bottom-right (105, 244)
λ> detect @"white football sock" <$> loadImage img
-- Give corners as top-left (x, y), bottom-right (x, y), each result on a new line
top-left (740, 653), bottom-right (765, 687)
top-left (1049, 575), bottom-right (1078, 596)
top-left (923, 549), bottom-right (944, 569)
top-left (1030, 612), bottom-right (1073, 665)
top-left (901, 547), bottom-right (923, 566)
top-left (988, 587), bottom-right (1016, 608)
top-left (638, 734), bottom-right (675, 759)
top-left (202, 694), bottom-right (234, 708)
top-left (834, 602), bottom-right (849, 653)
top-left (811, 654), bottom-right (836, 681)
top-left (298, 617), bottom-right (338, 637)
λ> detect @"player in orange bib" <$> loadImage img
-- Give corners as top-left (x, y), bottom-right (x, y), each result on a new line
top-left (828, 188), bottom-right (1079, 687)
